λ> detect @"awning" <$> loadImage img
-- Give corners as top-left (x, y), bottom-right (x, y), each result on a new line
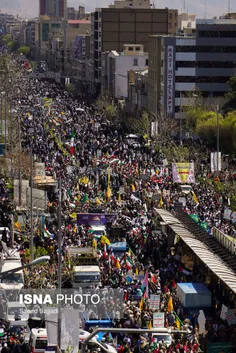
top-left (155, 208), bottom-right (236, 294)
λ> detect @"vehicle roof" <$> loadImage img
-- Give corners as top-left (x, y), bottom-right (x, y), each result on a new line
top-left (1, 262), bottom-right (22, 273)
top-left (73, 266), bottom-right (100, 272)
top-left (10, 321), bottom-right (30, 326)
top-left (31, 328), bottom-right (47, 337)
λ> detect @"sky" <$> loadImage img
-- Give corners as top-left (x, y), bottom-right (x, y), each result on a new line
top-left (0, 0), bottom-right (233, 19)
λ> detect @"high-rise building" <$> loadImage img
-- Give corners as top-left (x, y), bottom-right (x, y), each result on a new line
top-left (39, 0), bottom-right (67, 18)
top-left (148, 18), bottom-right (236, 119)
top-left (90, 6), bottom-right (178, 95)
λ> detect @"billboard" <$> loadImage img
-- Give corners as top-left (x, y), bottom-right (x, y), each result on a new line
top-left (172, 162), bottom-right (195, 183)
top-left (77, 213), bottom-right (117, 226)
top-left (166, 46), bottom-right (174, 114)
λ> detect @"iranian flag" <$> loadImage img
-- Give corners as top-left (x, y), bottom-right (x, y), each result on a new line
top-left (44, 227), bottom-right (51, 238)
top-left (70, 131), bottom-right (75, 155)
top-left (125, 254), bottom-right (133, 270)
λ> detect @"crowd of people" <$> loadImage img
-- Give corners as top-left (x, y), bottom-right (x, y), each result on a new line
top-left (0, 54), bottom-right (236, 353)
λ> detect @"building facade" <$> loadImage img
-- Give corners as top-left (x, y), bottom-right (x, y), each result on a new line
top-left (101, 44), bottom-right (148, 99)
top-left (91, 6), bottom-right (177, 95)
top-left (39, 0), bottom-right (67, 18)
top-left (148, 18), bottom-right (236, 119)
top-left (127, 68), bottom-right (148, 113)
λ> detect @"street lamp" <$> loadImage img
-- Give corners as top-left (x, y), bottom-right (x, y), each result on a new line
top-left (216, 103), bottom-right (220, 173)
top-left (0, 255), bottom-right (50, 279)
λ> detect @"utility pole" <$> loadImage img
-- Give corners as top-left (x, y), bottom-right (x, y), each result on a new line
top-left (4, 93), bottom-right (7, 142)
top-left (30, 136), bottom-right (34, 261)
top-left (57, 178), bottom-right (62, 348)
top-left (216, 104), bottom-right (220, 173)
top-left (180, 92), bottom-right (183, 146)
top-left (18, 116), bottom-right (22, 206)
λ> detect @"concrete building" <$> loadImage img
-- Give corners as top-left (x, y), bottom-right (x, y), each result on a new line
top-left (127, 68), bottom-right (148, 113)
top-left (101, 44), bottom-right (148, 99)
top-left (67, 6), bottom-right (91, 21)
top-left (148, 18), bottom-right (236, 119)
top-left (109, 0), bottom-right (151, 9)
top-left (39, 0), bottom-right (67, 18)
top-left (178, 12), bottom-right (196, 31)
top-left (91, 5), bottom-right (178, 95)
top-left (25, 21), bottom-right (36, 47)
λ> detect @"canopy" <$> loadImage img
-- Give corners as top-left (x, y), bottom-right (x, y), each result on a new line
top-left (155, 208), bottom-right (236, 295)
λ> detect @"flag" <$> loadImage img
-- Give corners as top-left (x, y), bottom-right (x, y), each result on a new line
top-left (139, 297), bottom-right (144, 311)
top-left (142, 271), bottom-right (149, 299)
top-left (117, 193), bottom-right (121, 203)
top-left (131, 184), bottom-right (135, 192)
top-left (176, 317), bottom-right (181, 329)
top-left (103, 243), bottom-right (108, 258)
top-left (101, 235), bottom-right (111, 245)
top-left (115, 258), bottom-right (121, 269)
top-left (70, 212), bottom-right (77, 219)
top-left (150, 273), bottom-right (157, 284)
top-left (106, 185), bottom-right (112, 200)
top-left (92, 238), bottom-right (97, 250)
top-left (135, 267), bottom-right (139, 275)
top-left (95, 197), bottom-right (101, 205)
top-left (44, 227), bottom-right (51, 238)
top-left (192, 191), bottom-right (199, 205)
top-left (125, 254), bottom-right (133, 270)
top-left (14, 222), bottom-right (21, 231)
top-left (148, 320), bottom-right (152, 329)
top-left (167, 295), bottom-right (174, 312)
top-left (81, 193), bottom-right (89, 203)
top-left (70, 131), bottom-right (75, 155)
top-left (159, 196), bottom-right (163, 207)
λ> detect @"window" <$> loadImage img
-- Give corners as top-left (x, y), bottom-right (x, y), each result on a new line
top-left (133, 58), bottom-right (138, 66)
top-left (128, 47), bottom-right (134, 51)
top-left (146, 59), bottom-right (148, 66)
top-left (169, 13), bottom-right (172, 20)
top-left (176, 45), bottom-right (236, 53)
top-left (136, 47), bottom-right (140, 51)
top-left (175, 76), bottom-right (230, 83)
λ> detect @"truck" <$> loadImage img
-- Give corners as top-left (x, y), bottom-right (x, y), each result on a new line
top-left (72, 265), bottom-right (101, 288)
top-left (67, 247), bottom-right (99, 266)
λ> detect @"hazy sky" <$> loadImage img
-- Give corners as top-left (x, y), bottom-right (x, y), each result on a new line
top-left (0, 0), bottom-right (233, 19)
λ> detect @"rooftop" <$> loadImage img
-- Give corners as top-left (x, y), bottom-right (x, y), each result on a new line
top-left (68, 20), bottom-right (90, 25)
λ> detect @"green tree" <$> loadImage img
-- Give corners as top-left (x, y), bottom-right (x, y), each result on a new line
top-left (17, 46), bottom-right (30, 55)
top-left (224, 76), bottom-right (236, 113)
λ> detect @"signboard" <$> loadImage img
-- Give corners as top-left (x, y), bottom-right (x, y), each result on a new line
top-left (210, 152), bottom-right (222, 172)
top-left (172, 162), bottom-right (195, 183)
top-left (34, 163), bottom-right (46, 177)
top-left (226, 309), bottom-right (236, 326)
top-left (150, 295), bottom-right (160, 310)
top-left (207, 342), bottom-right (233, 353)
top-left (220, 304), bottom-right (228, 320)
top-left (166, 46), bottom-right (174, 114)
top-left (153, 312), bottom-right (165, 328)
top-left (77, 213), bottom-right (117, 226)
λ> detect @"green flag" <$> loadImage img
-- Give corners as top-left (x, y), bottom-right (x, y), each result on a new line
top-left (82, 193), bottom-right (89, 203)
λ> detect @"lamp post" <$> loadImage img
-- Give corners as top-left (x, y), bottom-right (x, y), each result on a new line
top-left (216, 103), bottom-right (220, 173)
top-left (0, 255), bottom-right (50, 279)
top-left (28, 127), bottom-right (34, 261)
top-left (57, 178), bottom-right (62, 348)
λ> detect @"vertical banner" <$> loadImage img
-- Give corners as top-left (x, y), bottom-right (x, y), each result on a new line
top-left (172, 162), bottom-right (195, 183)
top-left (210, 152), bottom-right (221, 172)
top-left (166, 46), bottom-right (174, 114)
top-left (150, 294), bottom-right (160, 310)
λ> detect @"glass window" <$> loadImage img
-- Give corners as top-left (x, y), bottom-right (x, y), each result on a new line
top-left (35, 340), bottom-right (48, 350)
top-left (133, 58), bottom-right (138, 66)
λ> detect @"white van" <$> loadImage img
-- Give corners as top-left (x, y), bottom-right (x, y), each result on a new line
top-left (79, 329), bottom-right (117, 353)
top-left (91, 225), bottom-right (106, 237)
top-left (29, 328), bottom-right (48, 353)
top-left (72, 265), bottom-right (101, 288)
top-left (5, 301), bottom-right (29, 322)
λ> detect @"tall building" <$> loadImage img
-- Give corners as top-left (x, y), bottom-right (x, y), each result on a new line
top-left (90, 6), bottom-right (177, 95)
top-left (148, 18), bottom-right (236, 119)
top-left (39, 0), bottom-right (67, 18)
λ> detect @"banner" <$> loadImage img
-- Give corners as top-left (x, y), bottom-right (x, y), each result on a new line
top-left (211, 152), bottom-right (221, 172)
top-left (220, 304), bottom-right (228, 320)
top-left (226, 309), bottom-right (236, 326)
top-left (208, 343), bottom-right (233, 353)
top-left (172, 163), bottom-right (195, 183)
top-left (150, 295), bottom-right (160, 310)
top-left (77, 213), bottom-right (117, 226)
top-left (153, 312), bottom-right (165, 328)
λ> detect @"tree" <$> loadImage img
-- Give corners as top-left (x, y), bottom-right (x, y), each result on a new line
top-left (17, 46), bottom-right (30, 55)
top-left (224, 76), bottom-right (236, 113)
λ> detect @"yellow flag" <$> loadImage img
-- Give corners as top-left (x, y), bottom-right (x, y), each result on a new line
top-left (95, 197), bottom-right (101, 205)
top-left (106, 185), bottom-right (112, 199)
top-left (167, 296), bottom-right (174, 312)
top-left (159, 196), bottom-right (163, 207)
top-left (14, 222), bottom-right (21, 230)
top-left (148, 320), bottom-right (152, 329)
top-left (117, 193), bottom-right (121, 203)
top-left (77, 194), bottom-right (81, 202)
top-left (92, 238), bottom-right (97, 250)
top-left (101, 235), bottom-right (111, 245)
top-left (131, 184), bottom-right (135, 192)
top-left (139, 297), bottom-right (143, 311)
top-left (176, 318), bottom-right (181, 329)
top-left (135, 267), bottom-right (139, 275)
top-left (192, 191), bottom-right (199, 205)
top-left (116, 259), bottom-right (121, 269)
top-left (70, 212), bottom-right (77, 219)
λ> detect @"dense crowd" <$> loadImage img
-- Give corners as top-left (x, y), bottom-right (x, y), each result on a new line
top-left (0, 54), bottom-right (236, 353)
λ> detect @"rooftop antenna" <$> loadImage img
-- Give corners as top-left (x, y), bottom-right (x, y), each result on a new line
top-left (228, 0), bottom-right (231, 13)
top-left (183, 0), bottom-right (186, 12)
top-left (204, 0), bottom-right (207, 18)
